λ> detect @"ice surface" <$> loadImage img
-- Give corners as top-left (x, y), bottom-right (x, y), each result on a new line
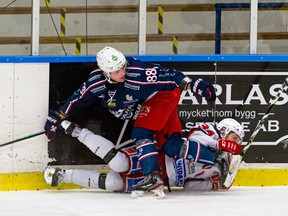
top-left (0, 187), bottom-right (287, 216)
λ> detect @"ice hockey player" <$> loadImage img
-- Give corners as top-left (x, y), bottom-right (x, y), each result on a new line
top-left (44, 46), bottom-right (216, 197)
top-left (44, 118), bottom-right (244, 198)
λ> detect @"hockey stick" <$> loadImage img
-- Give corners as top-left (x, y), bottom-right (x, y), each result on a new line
top-left (223, 77), bottom-right (288, 188)
top-left (0, 131), bottom-right (45, 148)
top-left (213, 60), bottom-right (217, 124)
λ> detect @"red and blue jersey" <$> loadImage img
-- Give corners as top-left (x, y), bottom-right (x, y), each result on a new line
top-left (60, 57), bottom-right (191, 119)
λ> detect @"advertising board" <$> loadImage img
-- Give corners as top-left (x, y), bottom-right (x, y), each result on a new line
top-left (48, 61), bottom-right (288, 165)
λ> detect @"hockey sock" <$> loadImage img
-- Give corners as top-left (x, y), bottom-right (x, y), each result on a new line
top-left (77, 129), bottom-right (115, 159)
top-left (69, 169), bottom-right (101, 189)
top-left (136, 139), bottom-right (158, 176)
top-left (77, 129), bottom-right (129, 172)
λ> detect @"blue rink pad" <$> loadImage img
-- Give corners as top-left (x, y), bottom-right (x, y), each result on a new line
top-left (1, 54), bottom-right (288, 63)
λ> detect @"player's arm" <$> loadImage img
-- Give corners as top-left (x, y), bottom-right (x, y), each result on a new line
top-left (188, 123), bottom-right (242, 155)
top-left (149, 62), bottom-right (216, 102)
top-left (129, 59), bottom-right (215, 102)
top-left (44, 71), bottom-right (106, 140)
top-left (179, 76), bottom-right (216, 102)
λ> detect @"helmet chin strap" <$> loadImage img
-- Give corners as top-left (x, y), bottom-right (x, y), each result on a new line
top-left (103, 72), bottom-right (118, 84)
top-left (103, 62), bottom-right (128, 84)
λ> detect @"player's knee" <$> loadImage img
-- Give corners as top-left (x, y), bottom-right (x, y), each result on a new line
top-left (131, 127), bottom-right (154, 141)
top-left (102, 171), bottom-right (124, 191)
top-left (162, 132), bottom-right (184, 158)
top-left (108, 151), bottom-right (129, 173)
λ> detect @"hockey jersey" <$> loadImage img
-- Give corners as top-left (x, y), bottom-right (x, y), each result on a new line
top-left (166, 123), bottom-right (221, 190)
top-left (60, 57), bottom-right (192, 120)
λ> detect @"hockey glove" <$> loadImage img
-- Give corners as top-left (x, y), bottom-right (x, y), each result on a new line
top-left (217, 139), bottom-right (242, 155)
top-left (44, 110), bottom-right (62, 141)
top-left (191, 79), bottom-right (216, 102)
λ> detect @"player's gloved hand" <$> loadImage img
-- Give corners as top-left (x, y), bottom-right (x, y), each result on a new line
top-left (217, 139), bottom-right (242, 155)
top-left (202, 84), bottom-right (216, 102)
top-left (44, 110), bottom-right (62, 141)
top-left (190, 79), bottom-right (216, 102)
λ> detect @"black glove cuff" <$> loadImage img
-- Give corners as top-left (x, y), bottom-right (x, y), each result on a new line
top-left (179, 76), bottom-right (192, 90)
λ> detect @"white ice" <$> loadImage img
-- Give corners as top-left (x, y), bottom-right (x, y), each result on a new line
top-left (0, 187), bottom-right (287, 216)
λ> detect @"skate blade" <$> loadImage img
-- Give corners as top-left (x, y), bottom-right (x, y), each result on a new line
top-left (131, 190), bottom-right (146, 198)
top-left (131, 189), bottom-right (165, 199)
top-left (151, 188), bottom-right (166, 198)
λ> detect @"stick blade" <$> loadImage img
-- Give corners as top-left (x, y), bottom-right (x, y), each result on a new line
top-left (223, 155), bottom-right (243, 188)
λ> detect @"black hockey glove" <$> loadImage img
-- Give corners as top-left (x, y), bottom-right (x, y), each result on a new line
top-left (191, 79), bottom-right (216, 102)
top-left (44, 110), bottom-right (62, 141)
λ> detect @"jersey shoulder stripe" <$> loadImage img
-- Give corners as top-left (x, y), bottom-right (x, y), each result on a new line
top-left (79, 79), bottom-right (106, 99)
top-left (126, 79), bottom-right (176, 85)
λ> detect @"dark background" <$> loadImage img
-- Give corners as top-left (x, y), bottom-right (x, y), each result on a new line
top-left (48, 61), bottom-right (288, 165)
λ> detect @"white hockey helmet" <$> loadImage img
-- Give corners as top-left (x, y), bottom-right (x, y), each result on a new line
top-left (96, 46), bottom-right (127, 82)
top-left (217, 118), bottom-right (245, 143)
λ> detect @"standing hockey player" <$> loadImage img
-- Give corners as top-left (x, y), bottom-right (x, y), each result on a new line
top-left (44, 46), bottom-right (216, 197)
top-left (44, 118), bottom-right (244, 196)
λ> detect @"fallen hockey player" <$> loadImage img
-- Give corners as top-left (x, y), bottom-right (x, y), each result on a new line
top-left (44, 46), bottom-right (216, 197)
top-left (44, 118), bottom-right (244, 198)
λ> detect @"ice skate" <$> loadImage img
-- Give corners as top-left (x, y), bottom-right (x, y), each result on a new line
top-left (44, 167), bottom-right (65, 187)
top-left (215, 151), bottom-right (232, 188)
top-left (131, 171), bottom-right (165, 198)
top-left (61, 120), bottom-right (82, 138)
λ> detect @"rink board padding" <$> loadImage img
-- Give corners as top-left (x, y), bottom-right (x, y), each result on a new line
top-left (0, 168), bottom-right (288, 191)
top-left (48, 61), bottom-right (288, 166)
top-left (0, 172), bottom-right (82, 191)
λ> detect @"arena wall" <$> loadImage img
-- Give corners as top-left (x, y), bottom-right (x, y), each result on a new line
top-left (0, 0), bottom-right (288, 55)
top-left (0, 55), bottom-right (288, 191)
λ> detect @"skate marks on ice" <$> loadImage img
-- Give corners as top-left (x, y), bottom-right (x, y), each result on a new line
top-left (0, 187), bottom-right (288, 216)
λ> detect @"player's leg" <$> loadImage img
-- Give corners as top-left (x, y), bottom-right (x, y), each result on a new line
top-left (158, 89), bottom-right (182, 144)
top-left (130, 127), bottom-right (164, 197)
top-left (134, 88), bottom-right (181, 134)
top-left (163, 132), bottom-right (215, 165)
top-left (44, 168), bottom-right (124, 191)
top-left (61, 120), bottom-right (128, 173)
top-left (131, 90), bottom-right (180, 197)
